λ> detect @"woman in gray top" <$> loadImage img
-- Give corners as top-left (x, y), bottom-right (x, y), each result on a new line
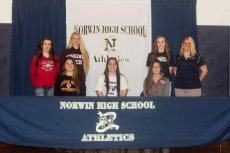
top-left (143, 59), bottom-right (171, 97)
top-left (143, 58), bottom-right (171, 153)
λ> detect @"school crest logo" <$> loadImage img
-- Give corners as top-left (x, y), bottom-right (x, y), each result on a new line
top-left (100, 36), bottom-right (120, 53)
top-left (96, 111), bottom-right (119, 133)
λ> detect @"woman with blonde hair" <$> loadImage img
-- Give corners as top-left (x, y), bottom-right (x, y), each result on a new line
top-left (173, 36), bottom-right (208, 96)
top-left (60, 32), bottom-right (89, 96)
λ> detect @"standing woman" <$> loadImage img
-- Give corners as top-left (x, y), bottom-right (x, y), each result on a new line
top-left (54, 57), bottom-right (80, 96)
top-left (60, 32), bottom-right (89, 96)
top-left (173, 36), bottom-right (208, 97)
top-left (95, 57), bottom-right (129, 97)
top-left (30, 36), bottom-right (59, 96)
top-left (146, 35), bottom-right (173, 81)
top-left (143, 59), bottom-right (171, 153)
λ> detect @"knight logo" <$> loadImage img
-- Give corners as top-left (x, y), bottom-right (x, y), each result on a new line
top-left (96, 111), bottom-right (119, 133)
top-left (100, 36), bottom-right (120, 53)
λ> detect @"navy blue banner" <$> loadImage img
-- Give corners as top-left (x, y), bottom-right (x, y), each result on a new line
top-left (0, 97), bottom-right (230, 149)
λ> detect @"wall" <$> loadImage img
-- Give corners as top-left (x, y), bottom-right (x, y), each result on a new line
top-left (196, 0), bottom-right (230, 96)
top-left (0, 0), bottom-right (229, 96)
top-left (0, 0), bottom-right (12, 96)
top-left (0, 0), bottom-right (12, 23)
top-left (197, 0), bottom-right (230, 25)
top-left (1, 0), bottom-right (229, 25)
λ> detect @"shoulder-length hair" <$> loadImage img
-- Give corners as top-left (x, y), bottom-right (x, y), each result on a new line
top-left (104, 57), bottom-right (121, 96)
top-left (35, 36), bottom-right (57, 66)
top-left (60, 57), bottom-right (80, 93)
top-left (179, 36), bottom-right (197, 57)
top-left (67, 32), bottom-right (89, 75)
top-left (145, 58), bottom-right (162, 96)
top-left (152, 34), bottom-right (171, 64)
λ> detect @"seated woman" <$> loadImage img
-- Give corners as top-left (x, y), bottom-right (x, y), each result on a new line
top-left (95, 57), bottom-right (129, 153)
top-left (95, 57), bottom-right (129, 97)
top-left (143, 59), bottom-right (171, 153)
top-left (143, 58), bottom-right (171, 97)
top-left (54, 57), bottom-right (80, 96)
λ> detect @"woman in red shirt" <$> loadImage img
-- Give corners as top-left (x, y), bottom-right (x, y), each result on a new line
top-left (30, 36), bottom-right (59, 96)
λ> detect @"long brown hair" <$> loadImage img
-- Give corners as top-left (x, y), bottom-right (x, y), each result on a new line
top-left (35, 36), bottom-right (57, 66)
top-left (67, 32), bottom-right (89, 75)
top-left (152, 35), bottom-right (171, 64)
top-left (104, 57), bottom-right (121, 96)
top-left (145, 59), bottom-right (162, 96)
top-left (61, 57), bottom-right (80, 93)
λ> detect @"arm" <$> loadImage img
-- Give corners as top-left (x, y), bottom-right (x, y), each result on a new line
top-left (120, 89), bottom-right (128, 96)
top-left (164, 79), bottom-right (171, 97)
top-left (146, 52), bottom-right (152, 67)
top-left (169, 53), bottom-right (174, 75)
top-left (95, 75), bottom-right (105, 96)
top-left (172, 54), bottom-right (177, 76)
top-left (119, 75), bottom-right (129, 96)
top-left (169, 66), bottom-right (173, 75)
top-left (173, 67), bottom-right (177, 76)
top-left (199, 64), bottom-right (208, 81)
top-left (96, 91), bottom-right (104, 96)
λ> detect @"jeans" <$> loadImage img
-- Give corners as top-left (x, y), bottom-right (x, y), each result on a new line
top-left (34, 87), bottom-right (54, 96)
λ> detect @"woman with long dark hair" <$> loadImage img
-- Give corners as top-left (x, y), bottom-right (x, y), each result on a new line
top-left (143, 59), bottom-right (171, 153)
top-left (54, 57), bottom-right (80, 96)
top-left (95, 57), bottom-right (129, 96)
top-left (95, 57), bottom-right (129, 153)
top-left (30, 36), bottom-right (59, 96)
top-left (144, 59), bottom-right (171, 96)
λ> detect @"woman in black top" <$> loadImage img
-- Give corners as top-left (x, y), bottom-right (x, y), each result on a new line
top-left (146, 35), bottom-right (173, 81)
top-left (173, 36), bottom-right (208, 96)
top-left (54, 57), bottom-right (80, 96)
top-left (59, 32), bottom-right (89, 96)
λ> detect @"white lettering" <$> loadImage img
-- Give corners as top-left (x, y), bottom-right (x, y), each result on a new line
top-left (97, 102), bottom-right (119, 110)
top-left (121, 101), bottom-right (155, 109)
top-left (81, 134), bottom-right (135, 142)
top-left (60, 101), bottom-right (94, 109)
